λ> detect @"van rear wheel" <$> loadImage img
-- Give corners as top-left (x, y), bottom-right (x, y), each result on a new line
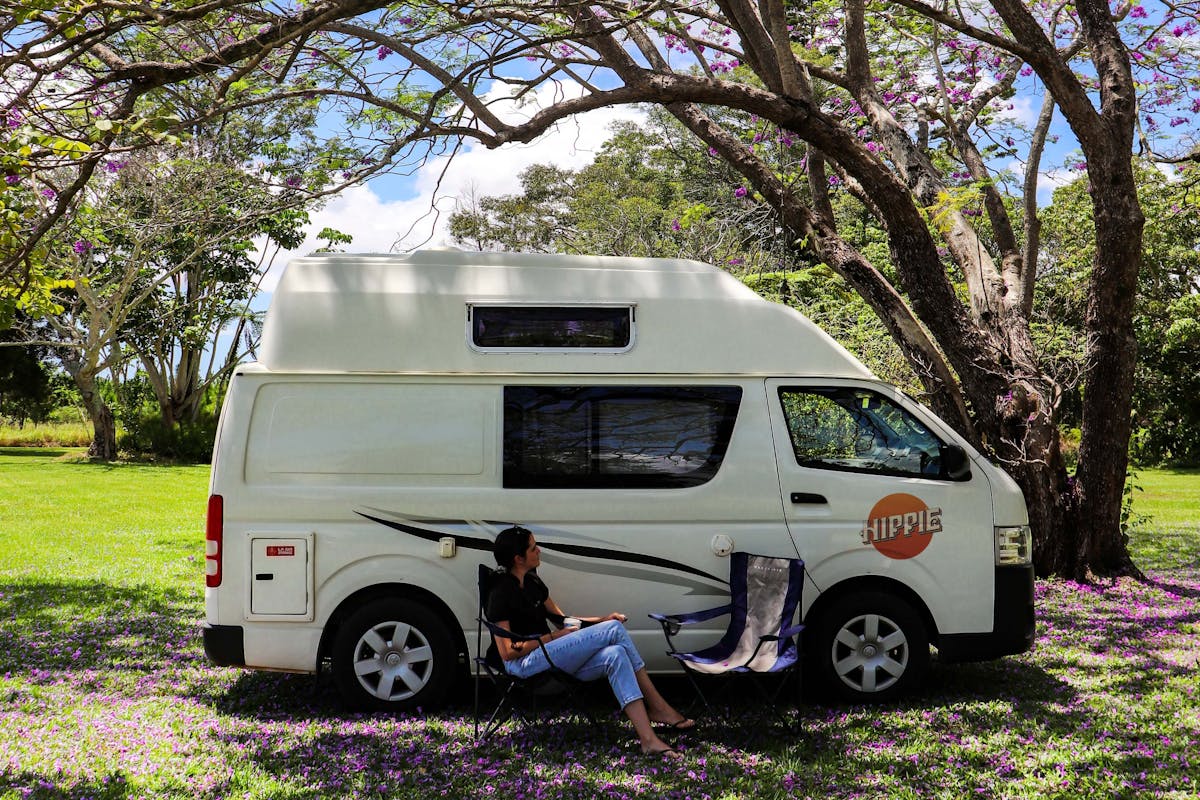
top-left (814, 591), bottom-right (928, 703)
top-left (332, 598), bottom-right (455, 712)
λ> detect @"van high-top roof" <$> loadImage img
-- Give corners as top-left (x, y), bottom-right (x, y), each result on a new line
top-left (257, 250), bottom-right (873, 376)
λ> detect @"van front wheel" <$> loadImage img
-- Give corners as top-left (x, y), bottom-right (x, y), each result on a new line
top-left (332, 598), bottom-right (456, 712)
top-left (814, 592), bottom-right (928, 703)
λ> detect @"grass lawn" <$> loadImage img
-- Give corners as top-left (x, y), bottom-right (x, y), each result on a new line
top-left (0, 450), bottom-right (1197, 799)
top-left (0, 423), bottom-right (93, 449)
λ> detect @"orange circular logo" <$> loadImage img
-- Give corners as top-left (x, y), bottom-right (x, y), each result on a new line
top-left (860, 493), bottom-right (942, 560)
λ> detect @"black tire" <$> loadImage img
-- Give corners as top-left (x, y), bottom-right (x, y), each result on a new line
top-left (332, 597), bottom-right (456, 712)
top-left (812, 591), bottom-right (929, 703)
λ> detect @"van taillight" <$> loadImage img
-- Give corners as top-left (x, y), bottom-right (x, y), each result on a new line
top-left (206, 494), bottom-right (223, 587)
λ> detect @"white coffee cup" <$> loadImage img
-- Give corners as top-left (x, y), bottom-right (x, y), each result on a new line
top-left (563, 616), bottom-right (582, 629)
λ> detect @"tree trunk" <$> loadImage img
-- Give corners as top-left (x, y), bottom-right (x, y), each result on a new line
top-left (76, 371), bottom-right (118, 461)
top-left (1070, 155), bottom-right (1144, 578)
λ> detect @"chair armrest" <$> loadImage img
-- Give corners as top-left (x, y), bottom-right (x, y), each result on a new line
top-left (480, 618), bottom-right (542, 642)
top-left (648, 604), bottom-right (733, 626)
top-left (649, 605), bottom-right (733, 652)
top-left (481, 618), bottom-right (574, 672)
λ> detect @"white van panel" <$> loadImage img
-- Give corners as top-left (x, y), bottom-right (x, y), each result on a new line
top-left (245, 383), bottom-right (492, 484)
top-left (243, 625), bottom-right (324, 672)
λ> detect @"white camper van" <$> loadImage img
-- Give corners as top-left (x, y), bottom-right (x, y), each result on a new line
top-left (203, 250), bottom-right (1034, 709)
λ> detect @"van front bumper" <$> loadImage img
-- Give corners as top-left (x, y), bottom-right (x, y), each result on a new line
top-left (203, 623), bottom-right (246, 667)
top-left (937, 565), bottom-right (1036, 663)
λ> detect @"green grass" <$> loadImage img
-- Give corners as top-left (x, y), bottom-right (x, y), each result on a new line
top-left (0, 422), bottom-right (93, 448)
top-left (1127, 467), bottom-right (1200, 573)
top-left (1, 450), bottom-right (1197, 799)
top-left (0, 447), bottom-right (209, 587)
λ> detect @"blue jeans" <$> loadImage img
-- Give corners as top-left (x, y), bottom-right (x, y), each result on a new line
top-left (504, 619), bottom-right (646, 709)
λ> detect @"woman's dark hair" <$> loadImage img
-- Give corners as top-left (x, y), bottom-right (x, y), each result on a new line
top-left (494, 525), bottom-right (533, 570)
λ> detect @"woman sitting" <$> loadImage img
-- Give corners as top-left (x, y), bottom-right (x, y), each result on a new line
top-left (486, 526), bottom-right (695, 759)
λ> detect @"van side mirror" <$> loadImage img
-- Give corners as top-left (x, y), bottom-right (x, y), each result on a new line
top-left (940, 444), bottom-right (972, 481)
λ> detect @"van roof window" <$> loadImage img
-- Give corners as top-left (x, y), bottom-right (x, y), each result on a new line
top-left (469, 305), bottom-right (633, 351)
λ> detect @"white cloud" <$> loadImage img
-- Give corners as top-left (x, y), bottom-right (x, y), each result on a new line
top-left (995, 91), bottom-right (1039, 128)
top-left (257, 84), bottom-right (645, 291)
top-left (1003, 158), bottom-right (1078, 204)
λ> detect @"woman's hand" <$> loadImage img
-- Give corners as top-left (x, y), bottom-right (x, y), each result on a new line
top-left (605, 612), bottom-right (628, 623)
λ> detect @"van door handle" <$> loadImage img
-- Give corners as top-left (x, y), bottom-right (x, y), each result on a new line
top-left (790, 492), bottom-right (827, 505)
top-left (255, 573), bottom-right (274, 581)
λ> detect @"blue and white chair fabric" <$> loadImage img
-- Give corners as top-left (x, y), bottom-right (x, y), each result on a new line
top-left (649, 552), bottom-right (805, 712)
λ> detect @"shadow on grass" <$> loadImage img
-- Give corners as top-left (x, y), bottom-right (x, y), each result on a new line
top-left (0, 447), bottom-right (75, 458)
top-left (0, 771), bottom-right (131, 800)
top-left (0, 579), bottom-right (203, 676)
top-left (1146, 572), bottom-right (1200, 598)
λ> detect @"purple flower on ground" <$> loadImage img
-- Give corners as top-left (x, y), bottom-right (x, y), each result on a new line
top-left (734, 186), bottom-right (748, 198)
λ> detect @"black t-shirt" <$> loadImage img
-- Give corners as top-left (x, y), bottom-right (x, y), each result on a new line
top-left (485, 570), bottom-right (553, 637)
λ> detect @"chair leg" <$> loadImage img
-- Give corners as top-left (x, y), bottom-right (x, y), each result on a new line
top-left (680, 666), bottom-right (716, 718)
top-left (478, 682), bottom-right (522, 742)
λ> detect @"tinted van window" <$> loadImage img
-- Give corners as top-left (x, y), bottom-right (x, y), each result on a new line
top-left (504, 386), bottom-right (741, 488)
top-left (471, 306), bottom-right (633, 349)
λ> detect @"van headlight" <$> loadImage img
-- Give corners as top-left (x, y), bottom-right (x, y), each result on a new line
top-left (995, 525), bottom-right (1032, 566)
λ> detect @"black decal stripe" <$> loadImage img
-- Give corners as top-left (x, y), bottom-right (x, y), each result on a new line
top-left (356, 512), bottom-right (495, 552)
top-left (359, 512), bottom-right (725, 584)
top-left (536, 540), bottom-right (725, 584)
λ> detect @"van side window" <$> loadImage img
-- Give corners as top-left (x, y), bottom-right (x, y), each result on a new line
top-left (470, 306), bottom-right (633, 350)
top-left (504, 386), bottom-right (741, 488)
top-left (779, 388), bottom-right (947, 479)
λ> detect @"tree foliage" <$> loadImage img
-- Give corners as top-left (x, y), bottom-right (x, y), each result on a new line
top-left (3, 0), bottom-right (1197, 575)
top-left (1041, 162), bottom-right (1200, 467)
top-left (6, 141), bottom-right (311, 458)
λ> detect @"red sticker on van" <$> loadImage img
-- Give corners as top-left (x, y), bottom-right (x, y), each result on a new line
top-left (266, 545), bottom-right (296, 557)
top-left (859, 493), bottom-right (941, 560)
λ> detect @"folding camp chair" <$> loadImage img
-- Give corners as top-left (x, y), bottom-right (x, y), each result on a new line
top-left (649, 552), bottom-right (805, 719)
top-left (472, 565), bottom-right (600, 741)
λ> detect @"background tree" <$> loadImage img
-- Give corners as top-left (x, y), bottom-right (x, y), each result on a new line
top-left (3, 0), bottom-right (1197, 576)
top-left (116, 159), bottom-right (307, 430)
top-left (0, 325), bottom-right (53, 426)
top-left (6, 147), bottom-right (309, 459)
